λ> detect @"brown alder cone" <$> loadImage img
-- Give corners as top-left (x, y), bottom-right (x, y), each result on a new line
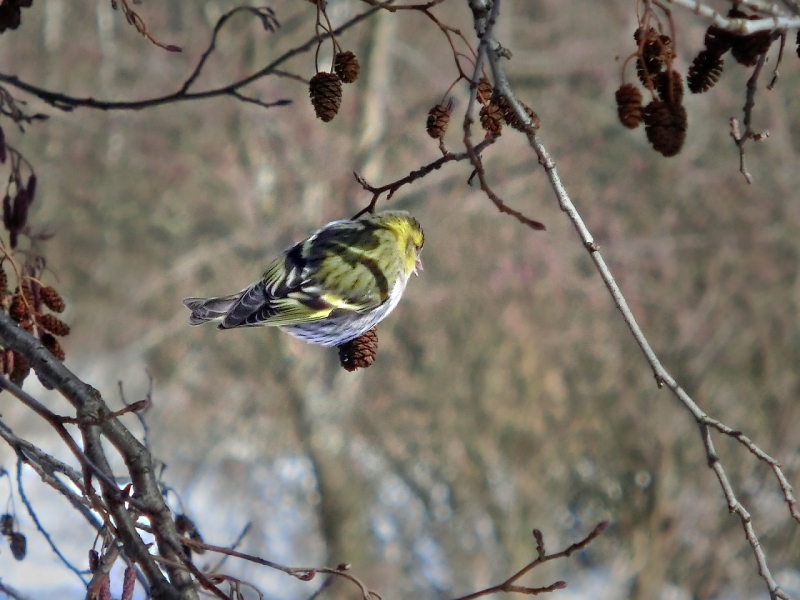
top-left (494, 94), bottom-right (540, 132)
top-left (480, 103), bottom-right (504, 136)
top-left (705, 25), bottom-right (735, 56)
top-left (39, 313), bottom-right (70, 336)
top-left (309, 72), bottom-right (342, 122)
top-left (9, 531), bottom-right (26, 560)
top-left (643, 99), bottom-right (687, 157)
top-left (0, 514), bottom-right (13, 536)
top-left (426, 103), bottom-right (451, 139)
top-left (477, 77), bottom-right (493, 104)
top-left (334, 51), bottom-right (360, 84)
top-left (688, 50), bottom-right (725, 93)
top-left (9, 291), bottom-right (29, 323)
top-left (634, 27), bottom-right (673, 88)
top-left (40, 286), bottom-right (65, 313)
top-left (730, 27), bottom-right (773, 67)
top-left (654, 70), bottom-right (684, 106)
top-left (615, 84), bottom-right (643, 129)
top-left (338, 328), bottom-right (378, 371)
top-left (9, 350), bottom-right (30, 385)
top-left (40, 333), bottom-right (65, 361)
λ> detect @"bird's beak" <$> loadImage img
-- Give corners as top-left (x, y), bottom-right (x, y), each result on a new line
top-left (414, 255), bottom-right (423, 275)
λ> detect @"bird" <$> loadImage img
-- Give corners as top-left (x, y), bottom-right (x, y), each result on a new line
top-left (183, 210), bottom-right (424, 347)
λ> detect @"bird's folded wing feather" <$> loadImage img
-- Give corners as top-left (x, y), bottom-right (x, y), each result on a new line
top-left (221, 226), bottom-right (393, 328)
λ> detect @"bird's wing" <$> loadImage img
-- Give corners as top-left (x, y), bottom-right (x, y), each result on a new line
top-left (220, 222), bottom-right (398, 329)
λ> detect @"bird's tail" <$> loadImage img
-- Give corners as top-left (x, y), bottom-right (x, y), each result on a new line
top-left (183, 294), bottom-right (242, 326)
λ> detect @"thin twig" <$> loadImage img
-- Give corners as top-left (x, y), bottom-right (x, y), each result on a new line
top-left (15, 458), bottom-right (89, 584)
top-left (352, 135), bottom-right (498, 219)
top-left (0, 5), bottom-right (381, 113)
top-left (452, 522), bottom-right (607, 600)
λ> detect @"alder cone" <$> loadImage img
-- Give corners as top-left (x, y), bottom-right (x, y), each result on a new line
top-left (476, 77), bottom-right (493, 104)
top-left (479, 103), bottom-right (503, 136)
top-left (309, 72), bottom-right (342, 122)
top-left (615, 84), bottom-right (643, 129)
top-left (9, 532), bottom-right (26, 560)
top-left (9, 292), bottom-right (29, 323)
top-left (634, 27), bottom-right (673, 88)
top-left (426, 103), bottom-right (451, 139)
top-left (338, 328), bottom-right (378, 371)
top-left (688, 50), bottom-right (724, 93)
top-left (334, 51), bottom-right (360, 84)
top-left (0, 513), bottom-right (12, 536)
top-left (9, 350), bottom-right (30, 385)
top-left (654, 70), bottom-right (683, 105)
top-left (643, 99), bottom-right (687, 157)
top-left (704, 25), bottom-right (735, 56)
top-left (494, 94), bottom-right (539, 131)
top-left (40, 286), bottom-right (65, 312)
top-left (40, 333), bottom-right (65, 361)
top-left (39, 313), bottom-right (70, 336)
top-left (730, 29), bottom-right (773, 67)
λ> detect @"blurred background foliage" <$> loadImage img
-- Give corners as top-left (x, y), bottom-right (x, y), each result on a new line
top-left (1, 1), bottom-right (800, 599)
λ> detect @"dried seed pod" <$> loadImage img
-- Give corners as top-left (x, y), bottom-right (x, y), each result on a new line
top-left (338, 327), bottom-right (378, 371)
top-left (333, 51), bottom-right (360, 84)
top-left (730, 27), bottom-right (773, 66)
top-left (643, 99), bottom-right (687, 157)
top-left (688, 50), bottom-right (725, 93)
top-left (705, 26), bottom-right (735, 56)
top-left (0, 513), bottom-right (13, 536)
top-left (654, 70), bottom-right (683, 105)
top-left (426, 103), bottom-right (451, 139)
top-left (309, 72), bottom-right (343, 122)
top-left (494, 94), bottom-right (540, 132)
top-left (634, 27), bottom-right (673, 88)
top-left (88, 549), bottom-right (100, 572)
top-left (9, 531), bottom-right (26, 560)
top-left (40, 333), bottom-right (65, 361)
top-left (479, 103), bottom-right (504, 136)
top-left (9, 350), bottom-right (30, 386)
top-left (40, 286), bottom-right (65, 313)
top-left (39, 314), bottom-right (70, 337)
top-left (635, 57), bottom-right (656, 89)
top-left (615, 83), bottom-right (643, 129)
top-left (26, 174), bottom-right (36, 205)
top-left (476, 77), bottom-right (493, 104)
top-left (9, 291), bottom-right (29, 323)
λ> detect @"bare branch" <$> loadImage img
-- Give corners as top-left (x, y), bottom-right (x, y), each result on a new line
top-left (452, 522), bottom-right (607, 600)
top-left (0, 5), bottom-right (381, 114)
